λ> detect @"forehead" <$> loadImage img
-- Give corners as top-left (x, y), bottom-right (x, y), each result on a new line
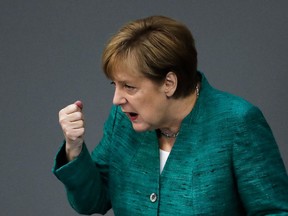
top-left (110, 56), bottom-right (144, 81)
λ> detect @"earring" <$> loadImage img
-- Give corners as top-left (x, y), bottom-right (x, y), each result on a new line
top-left (196, 85), bottom-right (199, 97)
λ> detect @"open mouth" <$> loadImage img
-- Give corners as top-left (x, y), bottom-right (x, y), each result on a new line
top-left (127, 112), bottom-right (139, 121)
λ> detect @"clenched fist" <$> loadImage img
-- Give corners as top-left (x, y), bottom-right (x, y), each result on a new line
top-left (59, 100), bottom-right (85, 161)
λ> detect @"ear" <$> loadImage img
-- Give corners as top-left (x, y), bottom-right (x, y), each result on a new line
top-left (164, 72), bottom-right (177, 97)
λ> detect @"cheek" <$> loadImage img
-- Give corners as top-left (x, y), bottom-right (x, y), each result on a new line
top-left (132, 91), bottom-right (166, 118)
top-left (139, 101), bottom-right (165, 121)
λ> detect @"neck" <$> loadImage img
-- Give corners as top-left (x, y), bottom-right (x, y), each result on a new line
top-left (159, 86), bottom-right (199, 135)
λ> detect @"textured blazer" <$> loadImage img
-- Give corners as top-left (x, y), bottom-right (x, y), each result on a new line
top-left (53, 73), bottom-right (288, 215)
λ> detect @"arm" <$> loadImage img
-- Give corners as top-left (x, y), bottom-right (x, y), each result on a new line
top-left (232, 106), bottom-right (288, 215)
top-left (53, 142), bottom-right (111, 214)
top-left (52, 104), bottom-right (119, 214)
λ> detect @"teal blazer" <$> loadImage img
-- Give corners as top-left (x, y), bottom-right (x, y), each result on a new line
top-left (53, 73), bottom-right (288, 215)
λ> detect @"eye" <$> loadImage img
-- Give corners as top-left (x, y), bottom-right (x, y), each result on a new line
top-left (110, 81), bottom-right (116, 87)
top-left (124, 84), bottom-right (136, 90)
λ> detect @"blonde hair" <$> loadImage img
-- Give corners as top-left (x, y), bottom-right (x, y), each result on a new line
top-left (102, 15), bottom-right (198, 98)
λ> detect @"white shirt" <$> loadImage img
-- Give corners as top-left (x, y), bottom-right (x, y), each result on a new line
top-left (159, 149), bottom-right (170, 174)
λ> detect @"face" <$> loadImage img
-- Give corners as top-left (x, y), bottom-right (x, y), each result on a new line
top-left (110, 62), bottom-right (170, 132)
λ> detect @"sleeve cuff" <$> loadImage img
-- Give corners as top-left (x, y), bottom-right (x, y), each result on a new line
top-left (52, 141), bottom-right (97, 189)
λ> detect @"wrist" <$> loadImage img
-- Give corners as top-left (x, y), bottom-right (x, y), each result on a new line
top-left (65, 143), bottom-right (83, 161)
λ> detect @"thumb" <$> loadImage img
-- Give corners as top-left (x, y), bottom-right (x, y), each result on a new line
top-left (74, 100), bottom-right (83, 110)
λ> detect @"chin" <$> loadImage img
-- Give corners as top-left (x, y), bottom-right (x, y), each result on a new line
top-left (131, 123), bottom-right (151, 132)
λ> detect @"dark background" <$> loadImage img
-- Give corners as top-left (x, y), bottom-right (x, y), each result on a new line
top-left (1, 1), bottom-right (287, 215)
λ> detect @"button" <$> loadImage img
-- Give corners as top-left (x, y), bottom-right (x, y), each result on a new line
top-left (150, 193), bottom-right (157, 202)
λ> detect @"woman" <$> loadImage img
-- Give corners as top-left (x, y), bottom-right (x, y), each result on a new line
top-left (53, 16), bottom-right (288, 215)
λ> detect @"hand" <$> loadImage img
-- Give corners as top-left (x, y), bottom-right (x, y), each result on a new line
top-left (59, 100), bottom-right (85, 161)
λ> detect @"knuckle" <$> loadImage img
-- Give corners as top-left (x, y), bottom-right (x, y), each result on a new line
top-left (76, 111), bottom-right (83, 119)
top-left (59, 119), bottom-right (68, 129)
top-left (59, 117), bottom-right (65, 125)
top-left (65, 131), bottom-right (74, 139)
top-left (62, 124), bottom-right (68, 132)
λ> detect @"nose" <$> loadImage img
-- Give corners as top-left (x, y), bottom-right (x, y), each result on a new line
top-left (112, 87), bottom-right (127, 105)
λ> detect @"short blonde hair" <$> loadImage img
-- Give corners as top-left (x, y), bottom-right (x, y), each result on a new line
top-left (102, 15), bottom-right (198, 98)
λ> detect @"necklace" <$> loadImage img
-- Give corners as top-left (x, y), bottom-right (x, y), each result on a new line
top-left (160, 83), bottom-right (200, 139)
top-left (160, 130), bottom-right (179, 138)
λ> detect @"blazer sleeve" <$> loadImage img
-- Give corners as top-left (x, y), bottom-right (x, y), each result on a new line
top-left (52, 105), bottom-right (119, 215)
top-left (232, 106), bottom-right (288, 215)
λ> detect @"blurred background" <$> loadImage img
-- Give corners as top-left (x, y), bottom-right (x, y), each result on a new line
top-left (1, 1), bottom-right (287, 215)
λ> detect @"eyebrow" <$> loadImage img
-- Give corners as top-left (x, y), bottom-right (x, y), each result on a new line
top-left (111, 80), bottom-right (134, 86)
